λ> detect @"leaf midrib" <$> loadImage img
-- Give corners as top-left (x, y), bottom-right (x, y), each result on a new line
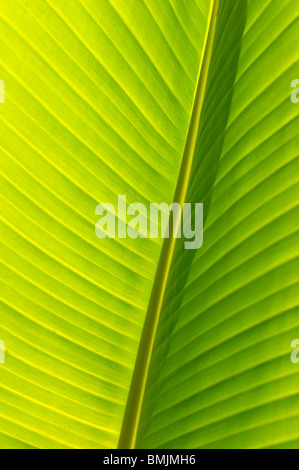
top-left (118, 0), bottom-right (220, 449)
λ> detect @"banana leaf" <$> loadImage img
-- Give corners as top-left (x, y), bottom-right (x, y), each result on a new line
top-left (0, 0), bottom-right (298, 449)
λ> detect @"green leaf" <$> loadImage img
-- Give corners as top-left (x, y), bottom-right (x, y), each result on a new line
top-left (0, 0), bottom-right (298, 450)
top-left (0, 0), bottom-right (213, 448)
top-left (127, 0), bottom-right (299, 449)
